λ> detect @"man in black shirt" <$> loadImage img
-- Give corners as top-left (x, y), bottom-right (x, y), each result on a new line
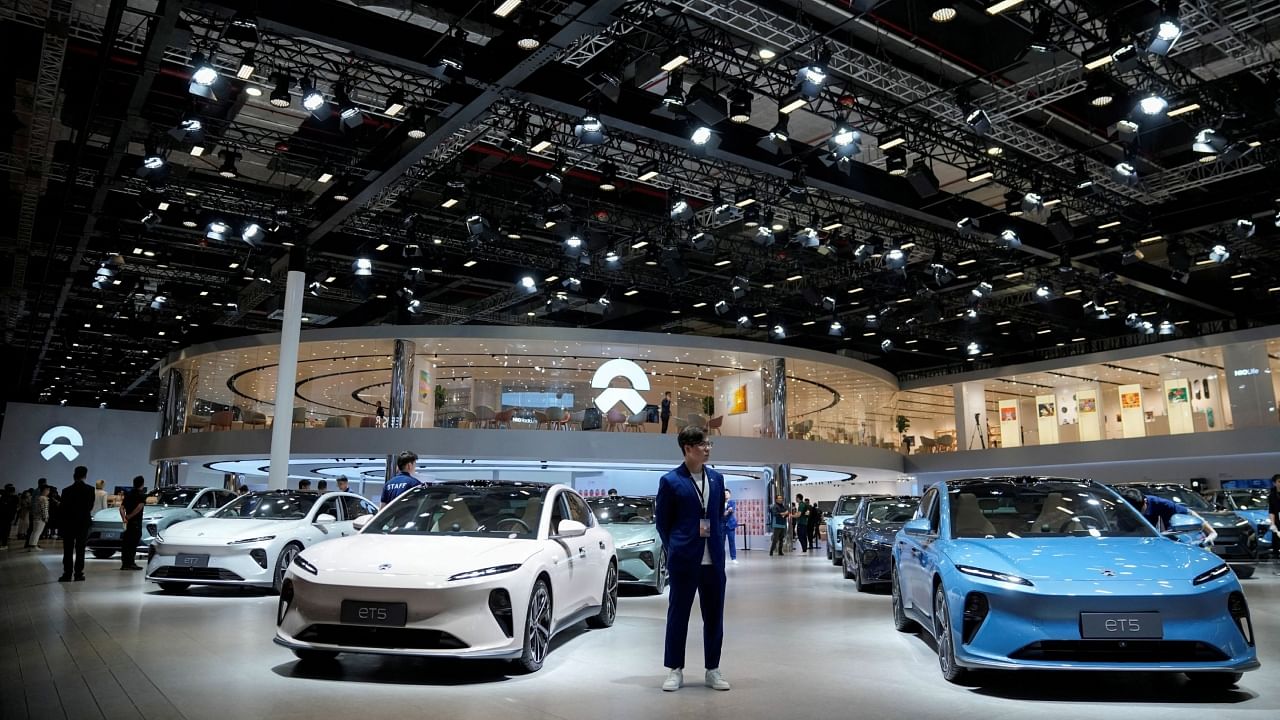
top-left (0, 484), bottom-right (17, 549)
top-left (1269, 474), bottom-right (1280, 571)
top-left (120, 476), bottom-right (146, 570)
top-left (59, 465), bottom-right (96, 582)
top-left (660, 392), bottom-right (672, 434)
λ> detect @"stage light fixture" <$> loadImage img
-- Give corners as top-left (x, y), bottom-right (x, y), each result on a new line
top-left (1111, 161), bottom-right (1138, 187)
top-left (1193, 128), bottom-right (1228, 154)
top-left (729, 87), bottom-right (752, 123)
top-left (301, 76), bottom-right (326, 112)
top-left (216, 150), bottom-right (240, 178)
top-left (669, 193), bottom-right (694, 222)
top-left (574, 114), bottom-right (608, 145)
top-left (1209, 243), bottom-right (1231, 263)
top-left (884, 246), bottom-right (907, 270)
top-left (242, 222), bottom-right (263, 244)
top-left (1233, 218), bottom-right (1256, 238)
top-left (662, 71), bottom-right (686, 108)
top-left (190, 52), bottom-right (218, 87)
top-left (353, 257), bottom-right (373, 276)
top-left (1034, 284), bottom-right (1051, 299)
top-left (886, 152), bottom-right (907, 176)
top-left (998, 229), bottom-right (1021, 249)
top-left (879, 338), bottom-right (893, 353)
top-left (405, 107), bottom-right (429, 140)
top-left (965, 108), bottom-right (992, 136)
top-left (1147, 9), bottom-right (1183, 56)
top-left (597, 161), bottom-right (618, 191)
top-left (967, 341), bottom-right (981, 355)
top-left (731, 276), bottom-right (749, 299)
top-left (269, 73), bottom-right (292, 107)
top-left (736, 315), bottom-right (751, 329)
top-left (758, 115), bottom-right (792, 155)
top-left (772, 323), bottom-right (787, 340)
top-left (1138, 93), bottom-right (1168, 116)
top-left (1022, 191), bottom-right (1044, 214)
top-left (972, 281), bottom-right (993, 298)
top-left (1158, 319), bottom-right (1175, 335)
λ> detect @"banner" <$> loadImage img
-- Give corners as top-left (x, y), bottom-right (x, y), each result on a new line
top-left (1118, 384), bottom-right (1146, 438)
top-left (1035, 394), bottom-right (1058, 445)
top-left (1077, 389), bottom-right (1100, 442)
top-left (998, 399), bottom-right (1021, 448)
top-left (1164, 379), bottom-right (1194, 435)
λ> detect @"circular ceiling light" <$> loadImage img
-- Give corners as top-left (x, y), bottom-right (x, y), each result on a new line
top-left (244, 86), bottom-right (262, 97)
top-left (931, 7), bottom-right (958, 23)
top-left (518, 36), bottom-right (541, 51)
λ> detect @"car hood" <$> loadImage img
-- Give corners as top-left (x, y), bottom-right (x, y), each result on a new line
top-left (1201, 511), bottom-right (1253, 530)
top-left (600, 523), bottom-right (659, 547)
top-left (943, 537), bottom-right (1220, 583)
top-left (300, 534), bottom-right (542, 577)
top-left (862, 522), bottom-right (906, 543)
top-left (1230, 509), bottom-right (1268, 526)
top-left (93, 505), bottom-right (188, 523)
top-left (159, 517), bottom-right (296, 542)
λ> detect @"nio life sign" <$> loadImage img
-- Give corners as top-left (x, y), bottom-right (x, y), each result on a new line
top-left (591, 358), bottom-right (650, 414)
top-left (39, 425), bottom-right (84, 462)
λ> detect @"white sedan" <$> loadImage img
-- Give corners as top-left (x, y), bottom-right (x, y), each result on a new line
top-left (274, 481), bottom-right (618, 673)
top-left (146, 490), bottom-right (378, 594)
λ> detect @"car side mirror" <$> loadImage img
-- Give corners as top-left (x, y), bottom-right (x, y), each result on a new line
top-left (352, 514), bottom-right (374, 532)
top-left (903, 517), bottom-right (931, 537)
top-left (557, 519), bottom-right (588, 538)
top-left (315, 513), bottom-right (337, 524)
top-left (1167, 513), bottom-right (1201, 532)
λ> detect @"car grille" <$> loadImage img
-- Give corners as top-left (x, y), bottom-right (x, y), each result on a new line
top-left (297, 624), bottom-right (469, 650)
top-left (1010, 640), bottom-right (1228, 663)
top-left (151, 566), bottom-right (244, 581)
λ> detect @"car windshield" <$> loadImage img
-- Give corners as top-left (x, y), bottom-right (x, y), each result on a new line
top-left (1143, 486), bottom-right (1212, 511)
top-left (588, 497), bottom-right (655, 524)
top-left (949, 481), bottom-right (1157, 539)
top-left (1225, 490), bottom-right (1269, 511)
top-left (835, 497), bottom-right (862, 514)
top-left (147, 489), bottom-right (198, 507)
top-left (865, 498), bottom-right (919, 525)
top-left (364, 484), bottom-right (548, 539)
top-left (212, 493), bottom-right (318, 520)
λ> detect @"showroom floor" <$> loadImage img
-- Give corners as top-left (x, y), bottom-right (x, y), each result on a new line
top-left (1, 540), bottom-right (1277, 720)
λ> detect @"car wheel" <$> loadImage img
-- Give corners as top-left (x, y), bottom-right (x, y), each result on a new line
top-left (91, 549), bottom-right (115, 559)
top-left (157, 582), bottom-right (189, 593)
top-left (842, 547), bottom-right (854, 580)
top-left (587, 562), bottom-right (618, 629)
top-left (832, 543), bottom-right (843, 566)
top-left (292, 648), bottom-right (338, 663)
top-left (273, 543), bottom-right (303, 595)
top-left (891, 565), bottom-right (917, 633)
top-left (1184, 672), bottom-right (1243, 690)
top-left (653, 549), bottom-right (668, 595)
top-left (934, 584), bottom-right (967, 683)
top-left (1231, 563), bottom-right (1255, 580)
top-left (516, 578), bottom-right (553, 673)
top-left (854, 554), bottom-right (867, 594)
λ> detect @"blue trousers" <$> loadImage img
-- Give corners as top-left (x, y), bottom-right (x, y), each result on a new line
top-left (725, 529), bottom-right (737, 560)
top-left (664, 562), bottom-right (725, 670)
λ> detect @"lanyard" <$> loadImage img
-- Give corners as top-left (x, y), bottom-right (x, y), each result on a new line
top-left (690, 470), bottom-right (707, 518)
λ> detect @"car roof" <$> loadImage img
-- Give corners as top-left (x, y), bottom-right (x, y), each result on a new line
top-left (944, 476), bottom-right (1097, 490)
top-left (423, 480), bottom-right (553, 490)
top-left (587, 495), bottom-right (654, 502)
top-left (858, 494), bottom-right (920, 501)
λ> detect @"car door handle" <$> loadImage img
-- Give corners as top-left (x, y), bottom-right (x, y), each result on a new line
top-left (598, 541), bottom-right (606, 550)
top-left (578, 547), bottom-right (587, 558)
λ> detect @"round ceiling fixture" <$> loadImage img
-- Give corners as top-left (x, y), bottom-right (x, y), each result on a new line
top-left (931, 7), bottom-right (958, 23)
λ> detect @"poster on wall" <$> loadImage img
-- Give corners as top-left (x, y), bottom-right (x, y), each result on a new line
top-left (1077, 389), bottom-right (1100, 441)
top-left (418, 369), bottom-right (432, 401)
top-left (1164, 378), bottom-right (1194, 435)
top-left (998, 399), bottom-right (1022, 448)
top-left (729, 384), bottom-right (748, 415)
top-left (1036, 394), bottom-right (1059, 445)
top-left (1118, 383), bottom-right (1146, 438)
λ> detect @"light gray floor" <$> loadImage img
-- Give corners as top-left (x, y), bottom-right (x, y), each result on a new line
top-left (2, 539), bottom-right (1278, 720)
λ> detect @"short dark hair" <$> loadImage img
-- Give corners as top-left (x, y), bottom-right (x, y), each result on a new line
top-left (397, 451), bottom-right (418, 471)
top-left (795, 494), bottom-right (804, 501)
top-left (1272, 474), bottom-right (1280, 483)
top-left (677, 425), bottom-right (707, 452)
top-left (238, 485), bottom-right (248, 493)
top-left (339, 476), bottom-right (350, 484)
top-left (317, 480), bottom-right (328, 490)
top-left (607, 488), bottom-right (618, 495)
top-left (298, 479), bottom-right (312, 488)
top-left (132, 475), bottom-right (145, 488)
top-left (1117, 487), bottom-right (1144, 509)
top-left (74, 466), bottom-right (88, 481)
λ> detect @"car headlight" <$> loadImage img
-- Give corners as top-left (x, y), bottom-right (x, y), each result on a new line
top-left (1193, 564), bottom-right (1231, 586)
top-left (619, 539), bottom-right (655, 550)
top-left (293, 555), bottom-right (319, 575)
top-left (227, 535), bottom-right (276, 545)
top-left (957, 565), bottom-right (1034, 587)
top-left (448, 563), bottom-right (522, 582)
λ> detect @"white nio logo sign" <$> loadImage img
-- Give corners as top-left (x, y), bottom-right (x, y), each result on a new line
top-left (39, 425), bottom-right (84, 462)
top-left (591, 358), bottom-right (650, 414)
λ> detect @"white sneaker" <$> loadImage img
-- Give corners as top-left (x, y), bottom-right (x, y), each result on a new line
top-left (731, 559), bottom-right (739, 564)
top-left (662, 668), bottom-right (683, 692)
top-left (705, 669), bottom-right (731, 691)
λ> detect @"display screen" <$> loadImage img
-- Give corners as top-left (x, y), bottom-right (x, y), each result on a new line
top-left (948, 481), bottom-right (1156, 539)
top-left (500, 391), bottom-right (574, 409)
top-left (588, 497), bottom-right (655, 524)
top-left (365, 483), bottom-right (548, 539)
top-left (213, 492), bottom-right (318, 520)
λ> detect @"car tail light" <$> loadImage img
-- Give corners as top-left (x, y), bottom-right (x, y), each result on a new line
top-left (250, 549), bottom-right (268, 569)
top-left (1228, 591), bottom-right (1253, 645)
top-left (639, 551), bottom-right (654, 568)
top-left (277, 580), bottom-right (293, 626)
top-left (489, 589), bottom-right (513, 638)
top-left (962, 592), bottom-right (989, 645)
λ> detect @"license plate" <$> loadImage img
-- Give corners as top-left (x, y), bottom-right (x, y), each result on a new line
top-left (1080, 612), bottom-right (1162, 639)
top-left (175, 553), bottom-right (209, 568)
top-left (341, 600), bottom-right (407, 627)
top-left (100, 531), bottom-right (119, 540)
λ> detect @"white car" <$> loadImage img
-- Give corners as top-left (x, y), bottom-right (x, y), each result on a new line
top-left (274, 481), bottom-right (618, 673)
top-left (87, 486), bottom-right (238, 559)
top-left (146, 490), bottom-right (378, 594)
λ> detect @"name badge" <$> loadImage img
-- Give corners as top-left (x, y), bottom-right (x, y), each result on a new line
top-left (699, 519), bottom-right (710, 537)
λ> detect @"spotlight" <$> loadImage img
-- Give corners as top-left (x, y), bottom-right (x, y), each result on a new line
top-left (758, 115), bottom-right (792, 155)
top-left (308, 280), bottom-right (326, 296)
top-left (669, 194), bottom-right (693, 222)
top-left (864, 313), bottom-right (881, 329)
top-left (883, 246), bottom-right (907, 270)
top-left (598, 294), bottom-right (612, 308)
top-left (335, 84), bottom-right (363, 130)
top-left (1148, 14), bottom-right (1182, 55)
top-left (1086, 73), bottom-right (1115, 107)
top-left (731, 276), bottom-right (748, 299)
top-left (967, 341), bottom-right (981, 356)
top-left (519, 275), bottom-right (537, 291)
top-left (190, 53), bottom-right (218, 86)
top-left (301, 77), bottom-right (326, 113)
top-left (753, 226), bottom-right (776, 247)
top-left (714, 300), bottom-right (729, 316)
top-left (1111, 161), bottom-right (1138, 187)
top-left (1233, 218), bottom-right (1256, 239)
top-left (772, 323), bottom-right (787, 340)
top-left (270, 73), bottom-right (292, 107)
top-left (736, 315), bottom-right (751, 329)
top-left (241, 222), bottom-right (264, 244)
top-left (821, 296), bottom-right (836, 312)
top-left (1125, 312), bottom-right (1142, 329)
top-left (886, 152), bottom-right (907, 176)
top-left (1209, 244), bottom-right (1231, 263)
top-left (217, 150), bottom-right (240, 178)
top-left (795, 42), bottom-right (830, 99)
top-left (932, 6), bottom-right (958, 22)
top-left (998, 229), bottom-right (1021, 249)
top-left (1021, 191), bottom-right (1044, 214)
top-left (794, 227), bottom-right (819, 248)
top-left (353, 257), bottom-right (373, 276)
top-left (574, 114), bottom-right (608, 145)
top-left (965, 308), bottom-right (979, 320)
top-left (964, 108), bottom-right (992, 136)
top-left (405, 107), bottom-right (428, 140)
top-left (662, 71), bottom-right (686, 108)
top-left (149, 295), bottom-right (167, 311)
top-left (140, 210), bottom-right (160, 229)
top-left (1193, 128), bottom-right (1228, 154)
top-left (1138, 93), bottom-right (1168, 116)
top-left (1121, 244), bottom-right (1144, 264)
top-left (690, 231), bottom-right (713, 251)
top-left (466, 215), bottom-right (492, 240)
top-left (1034, 284), bottom-right (1052, 299)
top-left (829, 320), bottom-right (844, 336)
top-left (563, 276), bottom-right (582, 291)
top-left (563, 232), bottom-right (584, 256)
top-left (956, 217), bottom-right (979, 234)
top-left (972, 281), bottom-right (993, 298)
top-left (729, 87), bottom-right (752, 123)
top-left (690, 124), bottom-right (715, 147)
top-left (880, 338), bottom-right (893, 353)
top-left (604, 249), bottom-right (621, 265)
top-left (828, 122), bottom-right (860, 153)
top-left (1158, 319), bottom-right (1175, 335)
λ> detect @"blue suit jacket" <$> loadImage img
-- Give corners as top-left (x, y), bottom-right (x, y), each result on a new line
top-left (656, 463), bottom-right (726, 574)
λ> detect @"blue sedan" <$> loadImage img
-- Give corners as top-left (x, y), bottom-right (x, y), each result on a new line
top-left (892, 476), bottom-right (1259, 688)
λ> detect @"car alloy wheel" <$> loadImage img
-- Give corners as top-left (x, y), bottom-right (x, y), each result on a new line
top-left (853, 550), bottom-right (867, 593)
top-left (842, 547), bottom-right (854, 580)
top-left (934, 584), bottom-right (967, 683)
top-left (891, 565), bottom-right (917, 633)
top-left (518, 578), bottom-right (553, 673)
top-left (654, 549), bottom-right (668, 594)
top-left (274, 543), bottom-right (302, 595)
top-left (588, 562), bottom-right (618, 628)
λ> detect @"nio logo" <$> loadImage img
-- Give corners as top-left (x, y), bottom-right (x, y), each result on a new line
top-left (591, 358), bottom-right (650, 414)
top-left (378, 563), bottom-right (392, 571)
top-left (39, 425), bottom-right (84, 462)
top-left (1105, 618), bottom-right (1142, 633)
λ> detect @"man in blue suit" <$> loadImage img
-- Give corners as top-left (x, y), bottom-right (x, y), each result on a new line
top-left (655, 426), bottom-right (730, 692)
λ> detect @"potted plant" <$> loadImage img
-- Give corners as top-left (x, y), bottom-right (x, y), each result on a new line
top-left (435, 384), bottom-right (445, 410)
top-left (701, 395), bottom-right (715, 417)
top-left (895, 414), bottom-right (911, 444)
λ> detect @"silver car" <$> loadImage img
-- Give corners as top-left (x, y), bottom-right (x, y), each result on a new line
top-left (588, 496), bottom-right (666, 593)
top-left (87, 486), bottom-right (237, 560)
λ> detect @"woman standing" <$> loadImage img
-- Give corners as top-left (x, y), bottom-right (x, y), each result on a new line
top-left (376, 400), bottom-right (386, 427)
top-left (26, 486), bottom-right (49, 549)
top-left (93, 480), bottom-right (108, 513)
top-left (16, 489), bottom-right (31, 543)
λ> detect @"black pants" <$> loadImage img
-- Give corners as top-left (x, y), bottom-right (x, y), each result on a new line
top-left (120, 524), bottom-right (142, 567)
top-left (0, 511), bottom-right (13, 546)
top-left (769, 528), bottom-right (786, 555)
top-left (661, 415), bottom-right (670, 434)
top-left (796, 524), bottom-right (810, 552)
top-left (810, 522), bottom-right (820, 547)
top-left (62, 527), bottom-right (88, 577)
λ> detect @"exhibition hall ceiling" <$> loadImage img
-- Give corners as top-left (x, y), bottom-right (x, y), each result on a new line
top-left (6, 0), bottom-right (1280, 411)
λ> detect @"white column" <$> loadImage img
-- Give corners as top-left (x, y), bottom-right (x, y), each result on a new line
top-left (267, 270), bottom-right (306, 490)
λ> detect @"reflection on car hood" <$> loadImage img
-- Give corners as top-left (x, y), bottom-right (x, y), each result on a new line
top-left (863, 522), bottom-right (906, 541)
top-left (600, 523), bottom-right (659, 546)
top-left (93, 506), bottom-right (187, 523)
top-left (1200, 511), bottom-right (1252, 529)
top-left (944, 537), bottom-right (1217, 583)
top-left (159, 517), bottom-right (296, 541)
top-left (301, 534), bottom-right (541, 577)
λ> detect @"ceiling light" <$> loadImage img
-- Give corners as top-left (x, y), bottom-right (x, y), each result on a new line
top-left (405, 107), bottom-right (428, 140)
top-left (190, 53), bottom-right (218, 86)
top-left (967, 164), bottom-right (994, 183)
top-left (1148, 16), bottom-right (1182, 55)
top-left (1209, 244), bottom-right (1230, 263)
top-left (986, 0), bottom-right (1025, 14)
top-left (931, 6), bottom-right (957, 22)
top-left (574, 114), bottom-right (608, 145)
top-left (269, 73), bottom-right (292, 107)
top-left (1138, 93), bottom-right (1168, 116)
top-left (1166, 102), bottom-right (1200, 117)
top-left (728, 87), bottom-right (753, 123)
top-left (301, 77), bottom-right (326, 112)
top-left (494, 0), bottom-right (522, 17)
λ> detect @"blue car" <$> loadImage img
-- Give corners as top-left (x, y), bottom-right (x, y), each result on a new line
top-left (892, 476), bottom-right (1259, 688)
top-left (841, 495), bottom-right (919, 591)
top-left (1204, 489), bottom-right (1273, 555)
top-left (825, 495), bottom-right (867, 566)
